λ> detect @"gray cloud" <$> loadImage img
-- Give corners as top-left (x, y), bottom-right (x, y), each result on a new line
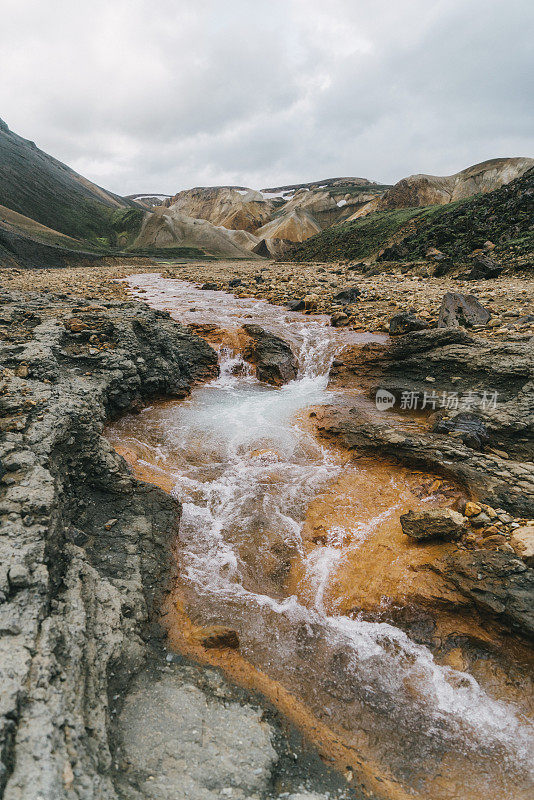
top-left (0, 0), bottom-right (532, 194)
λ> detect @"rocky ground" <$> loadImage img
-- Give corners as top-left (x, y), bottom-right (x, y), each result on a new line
top-left (1, 261), bottom-right (533, 340)
top-left (0, 284), bottom-right (355, 800)
top-left (1, 261), bottom-right (533, 799)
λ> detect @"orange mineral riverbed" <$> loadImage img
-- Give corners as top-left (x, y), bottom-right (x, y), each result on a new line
top-left (105, 274), bottom-right (534, 800)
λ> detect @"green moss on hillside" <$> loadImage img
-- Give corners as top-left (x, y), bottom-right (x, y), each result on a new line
top-left (384, 168), bottom-right (534, 260)
top-left (284, 208), bottom-right (424, 262)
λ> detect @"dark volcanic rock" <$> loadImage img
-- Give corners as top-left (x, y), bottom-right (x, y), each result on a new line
top-left (437, 292), bottom-right (491, 328)
top-left (389, 311), bottom-right (429, 335)
top-left (335, 328), bottom-right (533, 460)
top-left (241, 323), bottom-right (298, 385)
top-left (400, 509), bottom-right (468, 541)
top-left (464, 252), bottom-right (503, 280)
top-left (286, 298), bottom-right (306, 312)
top-left (333, 286), bottom-right (360, 304)
top-left (0, 293), bottom-right (218, 798)
top-left (433, 412), bottom-right (489, 450)
top-left (434, 551), bottom-right (534, 639)
top-left (314, 405), bottom-right (534, 517)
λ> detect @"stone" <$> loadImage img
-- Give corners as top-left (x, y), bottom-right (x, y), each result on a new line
top-left (286, 298), bottom-right (306, 312)
top-left (241, 324), bottom-right (298, 386)
top-left (333, 286), bottom-right (360, 304)
top-left (438, 550), bottom-right (534, 638)
top-left (437, 292), bottom-right (491, 328)
top-left (200, 282), bottom-right (218, 290)
top-left (400, 508), bottom-right (468, 541)
top-left (191, 625), bottom-right (240, 649)
top-left (465, 252), bottom-right (503, 280)
top-left (388, 312), bottom-right (429, 335)
top-left (464, 502), bottom-right (482, 517)
top-left (433, 413), bottom-right (488, 450)
top-left (117, 670), bottom-right (276, 800)
top-left (331, 312), bottom-right (349, 327)
top-left (510, 526), bottom-right (534, 566)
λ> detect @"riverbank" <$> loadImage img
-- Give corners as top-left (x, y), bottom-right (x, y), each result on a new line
top-left (1, 265), bottom-right (533, 800)
top-left (2, 260), bottom-right (533, 338)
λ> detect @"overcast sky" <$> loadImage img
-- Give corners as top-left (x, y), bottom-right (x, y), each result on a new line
top-left (0, 0), bottom-right (532, 195)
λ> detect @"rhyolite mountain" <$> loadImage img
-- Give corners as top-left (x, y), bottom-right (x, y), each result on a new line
top-left (0, 116), bottom-right (532, 267)
top-left (285, 164), bottom-right (534, 266)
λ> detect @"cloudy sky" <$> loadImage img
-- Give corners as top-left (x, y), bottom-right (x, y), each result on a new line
top-left (0, 0), bottom-right (532, 195)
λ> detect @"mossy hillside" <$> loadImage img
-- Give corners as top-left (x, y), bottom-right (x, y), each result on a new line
top-left (387, 168), bottom-right (534, 260)
top-left (283, 207), bottom-right (425, 261)
top-left (0, 119), bottom-right (145, 247)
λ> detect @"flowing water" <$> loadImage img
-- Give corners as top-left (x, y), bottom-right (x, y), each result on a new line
top-left (107, 274), bottom-right (534, 800)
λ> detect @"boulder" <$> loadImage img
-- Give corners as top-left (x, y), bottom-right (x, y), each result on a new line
top-left (286, 298), bottom-right (306, 311)
top-left (389, 312), bottom-right (429, 336)
top-left (333, 286), bottom-right (360, 304)
top-left (433, 412), bottom-right (489, 450)
top-left (465, 252), bottom-right (503, 280)
top-left (331, 312), bottom-right (349, 327)
top-left (400, 508), bottom-right (468, 541)
top-left (201, 282), bottom-right (218, 290)
top-left (437, 292), bottom-right (491, 328)
top-left (510, 526), bottom-right (534, 567)
top-left (242, 324), bottom-right (298, 386)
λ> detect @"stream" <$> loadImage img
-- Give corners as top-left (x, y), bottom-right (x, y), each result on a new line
top-left (106, 274), bottom-right (534, 800)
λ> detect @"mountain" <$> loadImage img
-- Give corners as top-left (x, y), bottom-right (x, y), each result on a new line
top-left (1, 116), bottom-right (531, 268)
top-left (0, 118), bottom-right (143, 244)
top-left (134, 206), bottom-right (262, 259)
top-left (284, 164), bottom-right (534, 265)
top-left (137, 178), bottom-right (389, 258)
top-left (346, 157), bottom-right (534, 219)
top-left (380, 165), bottom-right (534, 261)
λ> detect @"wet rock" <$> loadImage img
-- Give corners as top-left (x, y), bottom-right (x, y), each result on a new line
top-left (314, 404), bottom-right (534, 518)
top-left (510, 526), bottom-right (534, 566)
top-left (400, 508), bottom-right (468, 541)
top-left (437, 292), bottom-right (491, 328)
top-left (191, 625), bottom-right (240, 649)
top-left (242, 323), bottom-right (298, 386)
top-left (389, 312), bottom-right (429, 335)
top-left (436, 550), bottom-right (534, 639)
top-left (228, 277), bottom-right (242, 287)
top-left (333, 286), bottom-right (360, 304)
top-left (200, 281), bottom-right (217, 290)
top-left (433, 412), bottom-right (489, 450)
top-left (330, 311), bottom-right (349, 327)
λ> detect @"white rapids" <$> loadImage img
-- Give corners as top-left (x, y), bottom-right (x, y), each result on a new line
top-left (109, 274), bottom-right (534, 797)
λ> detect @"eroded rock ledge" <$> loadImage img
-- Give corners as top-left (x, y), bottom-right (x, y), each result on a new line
top-left (0, 293), bottom-right (219, 798)
top-left (0, 292), bottom-right (351, 800)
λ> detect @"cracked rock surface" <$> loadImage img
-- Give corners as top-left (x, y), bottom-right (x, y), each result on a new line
top-left (0, 291), bottom-right (349, 800)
